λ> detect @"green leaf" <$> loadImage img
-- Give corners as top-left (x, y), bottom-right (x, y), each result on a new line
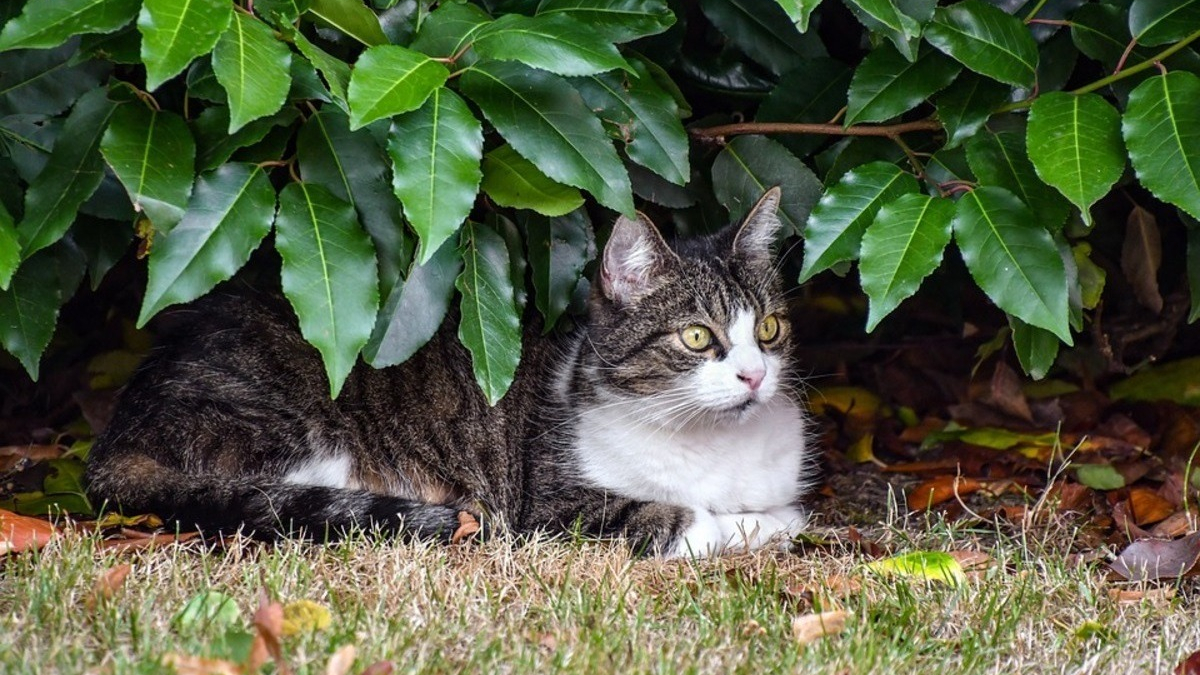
top-left (1074, 464), bottom-right (1126, 490)
top-left (71, 214), bottom-right (132, 290)
top-left (936, 72), bottom-right (1011, 150)
top-left (526, 208), bottom-right (594, 331)
top-left (0, 40), bottom-right (109, 117)
top-left (867, 551), bottom-right (965, 585)
top-left (99, 105), bottom-right (195, 232)
top-left (799, 162), bottom-right (919, 282)
top-left (966, 129), bottom-right (1070, 232)
top-left (481, 144), bottom-right (583, 217)
top-left (572, 59), bottom-right (689, 185)
top-left (756, 58), bottom-right (852, 158)
top-left (535, 0), bottom-right (675, 42)
top-left (860, 194), bottom-right (954, 332)
top-left (698, 0), bottom-right (824, 75)
top-left (347, 46), bottom-right (448, 131)
top-left (0, 202), bottom-right (17, 290)
top-left (845, 44), bottom-right (960, 126)
top-left (461, 60), bottom-right (633, 216)
top-left (925, 0), bottom-right (1038, 87)
top-left (1026, 92), bottom-right (1125, 227)
top-left (286, 26), bottom-right (351, 105)
top-left (255, 0), bottom-right (310, 25)
top-left (17, 88), bottom-right (116, 259)
top-left (174, 591), bottom-right (243, 630)
top-left (770, 0), bottom-right (822, 32)
top-left (952, 187), bottom-right (1071, 342)
top-left (474, 13), bottom-right (631, 77)
top-left (387, 88), bottom-right (483, 265)
top-left (711, 135), bottom-right (823, 238)
top-left (138, 163), bottom-right (275, 326)
top-left (306, 0), bottom-right (387, 46)
top-left (1110, 356), bottom-right (1200, 405)
top-left (298, 108), bottom-right (409, 299)
top-left (138, 0), bottom-right (232, 91)
top-left (409, 2), bottom-right (492, 59)
top-left (1009, 315), bottom-right (1059, 380)
top-left (845, 0), bottom-right (922, 60)
top-left (0, 249), bottom-right (62, 379)
top-left (456, 221), bottom-right (522, 406)
top-left (212, 12), bottom-right (292, 133)
top-left (364, 239), bottom-right (461, 368)
top-left (275, 183), bottom-right (379, 398)
top-left (193, 106), bottom-right (300, 172)
top-left (1130, 0), bottom-right (1200, 47)
top-left (0, 0), bottom-right (140, 50)
top-left (1124, 72), bottom-right (1200, 221)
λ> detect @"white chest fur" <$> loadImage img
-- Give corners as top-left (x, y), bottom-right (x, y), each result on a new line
top-left (571, 396), bottom-right (809, 513)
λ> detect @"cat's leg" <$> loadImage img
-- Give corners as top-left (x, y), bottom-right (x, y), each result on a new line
top-left (713, 506), bottom-right (807, 552)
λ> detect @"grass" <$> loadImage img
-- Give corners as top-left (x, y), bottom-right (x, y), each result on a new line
top-left (1, 515), bottom-right (1198, 675)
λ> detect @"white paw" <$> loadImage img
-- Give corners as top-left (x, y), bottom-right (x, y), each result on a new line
top-left (666, 509), bottom-right (726, 559)
top-left (716, 507), bottom-right (806, 552)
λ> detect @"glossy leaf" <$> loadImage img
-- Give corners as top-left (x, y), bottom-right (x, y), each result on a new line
top-left (212, 12), bottom-right (292, 132)
top-left (456, 222), bottom-right (522, 406)
top-left (756, 59), bottom-right (852, 158)
top-left (1123, 72), bottom-right (1200, 220)
top-left (573, 60), bottom-right (689, 185)
top-left (275, 182), bottom-right (379, 398)
top-left (526, 209), bottom-right (594, 331)
top-left (845, 0), bottom-right (922, 60)
top-left (387, 88), bottom-right (483, 265)
top-left (481, 144), bottom-right (583, 217)
top-left (925, 0), bottom-right (1038, 87)
top-left (347, 45), bottom-right (448, 130)
top-left (953, 187), bottom-right (1071, 342)
top-left (846, 44), bottom-right (960, 126)
top-left (364, 240), bottom-right (461, 368)
top-left (139, 163), bottom-right (275, 326)
top-left (698, 0), bottom-right (824, 75)
top-left (1010, 315), bottom-right (1059, 379)
top-left (298, 108), bottom-right (408, 298)
top-left (0, 0), bottom-right (140, 50)
top-left (800, 162), bottom-right (919, 282)
top-left (0, 40), bottom-right (109, 117)
top-left (860, 194), bottom-right (955, 331)
top-left (0, 203), bottom-right (16, 290)
top-left (307, 0), bottom-right (387, 47)
top-left (193, 106), bottom-right (300, 172)
top-left (99, 105), bottom-right (195, 232)
top-left (474, 13), bottom-right (631, 76)
top-left (0, 249), bottom-right (62, 379)
top-left (461, 60), bottom-right (633, 216)
top-left (966, 130), bottom-right (1070, 232)
top-left (138, 0), bottom-right (232, 91)
top-left (936, 72), bottom-right (1011, 149)
top-left (408, 2), bottom-right (492, 59)
top-left (17, 88), bottom-right (116, 259)
top-left (1129, 0), bottom-right (1200, 47)
top-left (711, 135), bottom-right (823, 238)
top-left (1025, 93), bottom-right (1124, 227)
top-left (288, 27), bottom-right (351, 104)
top-left (867, 551), bottom-right (965, 585)
top-left (536, 0), bottom-right (675, 42)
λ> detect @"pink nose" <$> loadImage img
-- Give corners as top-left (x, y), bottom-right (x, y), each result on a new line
top-left (738, 369), bottom-right (766, 392)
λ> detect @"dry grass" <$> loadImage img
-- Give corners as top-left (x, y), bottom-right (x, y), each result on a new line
top-left (1, 517), bottom-right (1198, 675)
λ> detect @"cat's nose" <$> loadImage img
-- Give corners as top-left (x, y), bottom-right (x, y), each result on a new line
top-left (738, 368), bottom-right (766, 392)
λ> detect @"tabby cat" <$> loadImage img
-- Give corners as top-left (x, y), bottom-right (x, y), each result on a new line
top-left (85, 188), bottom-right (812, 557)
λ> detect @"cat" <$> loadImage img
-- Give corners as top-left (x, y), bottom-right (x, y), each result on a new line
top-left (85, 187), bottom-right (813, 557)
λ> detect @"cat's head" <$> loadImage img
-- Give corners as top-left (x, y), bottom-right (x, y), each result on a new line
top-left (584, 188), bottom-right (795, 427)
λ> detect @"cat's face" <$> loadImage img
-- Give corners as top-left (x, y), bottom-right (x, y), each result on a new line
top-left (586, 189), bottom-right (794, 428)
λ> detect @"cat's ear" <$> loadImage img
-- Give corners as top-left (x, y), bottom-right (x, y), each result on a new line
top-left (732, 187), bottom-right (783, 263)
top-left (601, 212), bottom-right (676, 304)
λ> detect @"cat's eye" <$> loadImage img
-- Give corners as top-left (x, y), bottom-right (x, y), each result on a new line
top-left (680, 325), bottom-right (714, 351)
top-left (757, 314), bottom-right (782, 344)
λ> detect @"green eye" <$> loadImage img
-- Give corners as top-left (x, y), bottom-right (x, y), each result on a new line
top-left (681, 325), bottom-right (713, 351)
top-left (757, 314), bottom-right (781, 343)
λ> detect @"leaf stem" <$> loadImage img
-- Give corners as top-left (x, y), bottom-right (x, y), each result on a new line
top-left (689, 119), bottom-right (943, 141)
top-left (1023, 0), bottom-right (1050, 22)
top-left (1072, 30), bottom-right (1200, 95)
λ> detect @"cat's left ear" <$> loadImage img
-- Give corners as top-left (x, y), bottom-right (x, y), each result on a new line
top-left (732, 187), bottom-right (783, 263)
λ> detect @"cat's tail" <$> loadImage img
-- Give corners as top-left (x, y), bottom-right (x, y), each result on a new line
top-left (85, 453), bottom-right (466, 542)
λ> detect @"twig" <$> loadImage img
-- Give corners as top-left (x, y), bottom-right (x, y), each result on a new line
top-left (689, 118), bottom-right (942, 141)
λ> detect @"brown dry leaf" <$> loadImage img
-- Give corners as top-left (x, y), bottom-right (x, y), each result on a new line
top-left (1129, 487), bottom-right (1176, 526)
top-left (896, 417), bottom-right (948, 445)
top-left (87, 563), bottom-right (132, 609)
top-left (244, 634), bottom-right (269, 674)
top-left (1107, 586), bottom-right (1176, 608)
top-left (1121, 205), bottom-right (1163, 313)
top-left (161, 653), bottom-right (243, 675)
top-left (950, 550), bottom-right (993, 573)
top-left (324, 644), bottom-right (356, 675)
top-left (1045, 482), bottom-right (1093, 514)
top-left (1112, 500), bottom-right (1155, 542)
top-left (98, 531), bottom-right (200, 552)
top-left (360, 661), bottom-right (395, 675)
top-left (881, 458), bottom-right (962, 474)
top-left (907, 475), bottom-right (984, 510)
top-left (1152, 512), bottom-right (1198, 539)
top-left (0, 444), bottom-right (65, 472)
top-left (451, 511), bottom-right (481, 544)
top-left (1176, 649), bottom-right (1200, 675)
top-left (0, 509), bottom-right (58, 554)
top-left (1111, 531), bottom-right (1200, 581)
top-left (254, 590), bottom-right (290, 675)
top-left (983, 362), bottom-right (1033, 422)
top-left (792, 610), bottom-right (849, 645)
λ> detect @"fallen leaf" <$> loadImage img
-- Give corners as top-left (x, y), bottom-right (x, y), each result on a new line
top-left (1121, 205), bottom-right (1163, 313)
top-left (845, 433), bottom-right (884, 465)
top-left (94, 512), bottom-right (164, 530)
top-left (1107, 586), bottom-right (1176, 607)
top-left (1109, 357), bottom-right (1200, 406)
top-left (161, 653), bottom-right (242, 675)
top-left (0, 509), bottom-right (57, 554)
top-left (866, 551), bottom-right (965, 585)
top-left (1176, 649), bottom-right (1200, 675)
top-left (0, 444), bottom-right (65, 472)
top-left (981, 362), bottom-right (1033, 422)
top-left (949, 550), bottom-right (993, 573)
top-left (907, 476), bottom-right (984, 510)
top-left (282, 599), bottom-right (332, 637)
top-left (87, 563), bottom-right (132, 609)
top-left (1129, 487), bottom-right (1175, 526)
top-left (325, 644), bottom-right (356, 675)
top-left (1074, 464), bottom-right (1126, 491)
top-left (1152, 512), bottom-right (1197, 539)
top-left (360, 661), bottom-right (395, 675)
top-left (1111, 532), bottom-right (1200, 581)
top-left (99, 531), bottom-right (200, 552)
top-left (1112, 500), bottom-right (1154, 542)
top-left (451, 511), bottom-right (481, 544)
top-left (254, 590), bottom-right (289, 675)
top-left (1074, 620), bottom-right (1114, 642)
top-left (791, 610), bottom-right (849, 645)
top-left (174, 591), bottom-right (242, 630)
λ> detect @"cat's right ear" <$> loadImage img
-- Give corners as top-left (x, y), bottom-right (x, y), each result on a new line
top-left (601, 213), bottom-right (676, 304)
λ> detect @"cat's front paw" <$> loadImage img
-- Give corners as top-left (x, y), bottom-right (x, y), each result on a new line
top-left (715, 507), bottom-right (806, 552)
top-left (665, 508), bottom-right (727, 558)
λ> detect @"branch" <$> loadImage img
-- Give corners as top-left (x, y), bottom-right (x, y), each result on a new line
top-left (689, 118), bottom-right (942, 141)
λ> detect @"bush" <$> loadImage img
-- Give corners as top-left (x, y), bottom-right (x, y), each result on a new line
top-left (1, 0), bottom-right (1198, 400)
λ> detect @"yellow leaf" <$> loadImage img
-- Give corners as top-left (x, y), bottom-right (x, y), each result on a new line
top-left (282, 599), bottom-right (332, 637)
